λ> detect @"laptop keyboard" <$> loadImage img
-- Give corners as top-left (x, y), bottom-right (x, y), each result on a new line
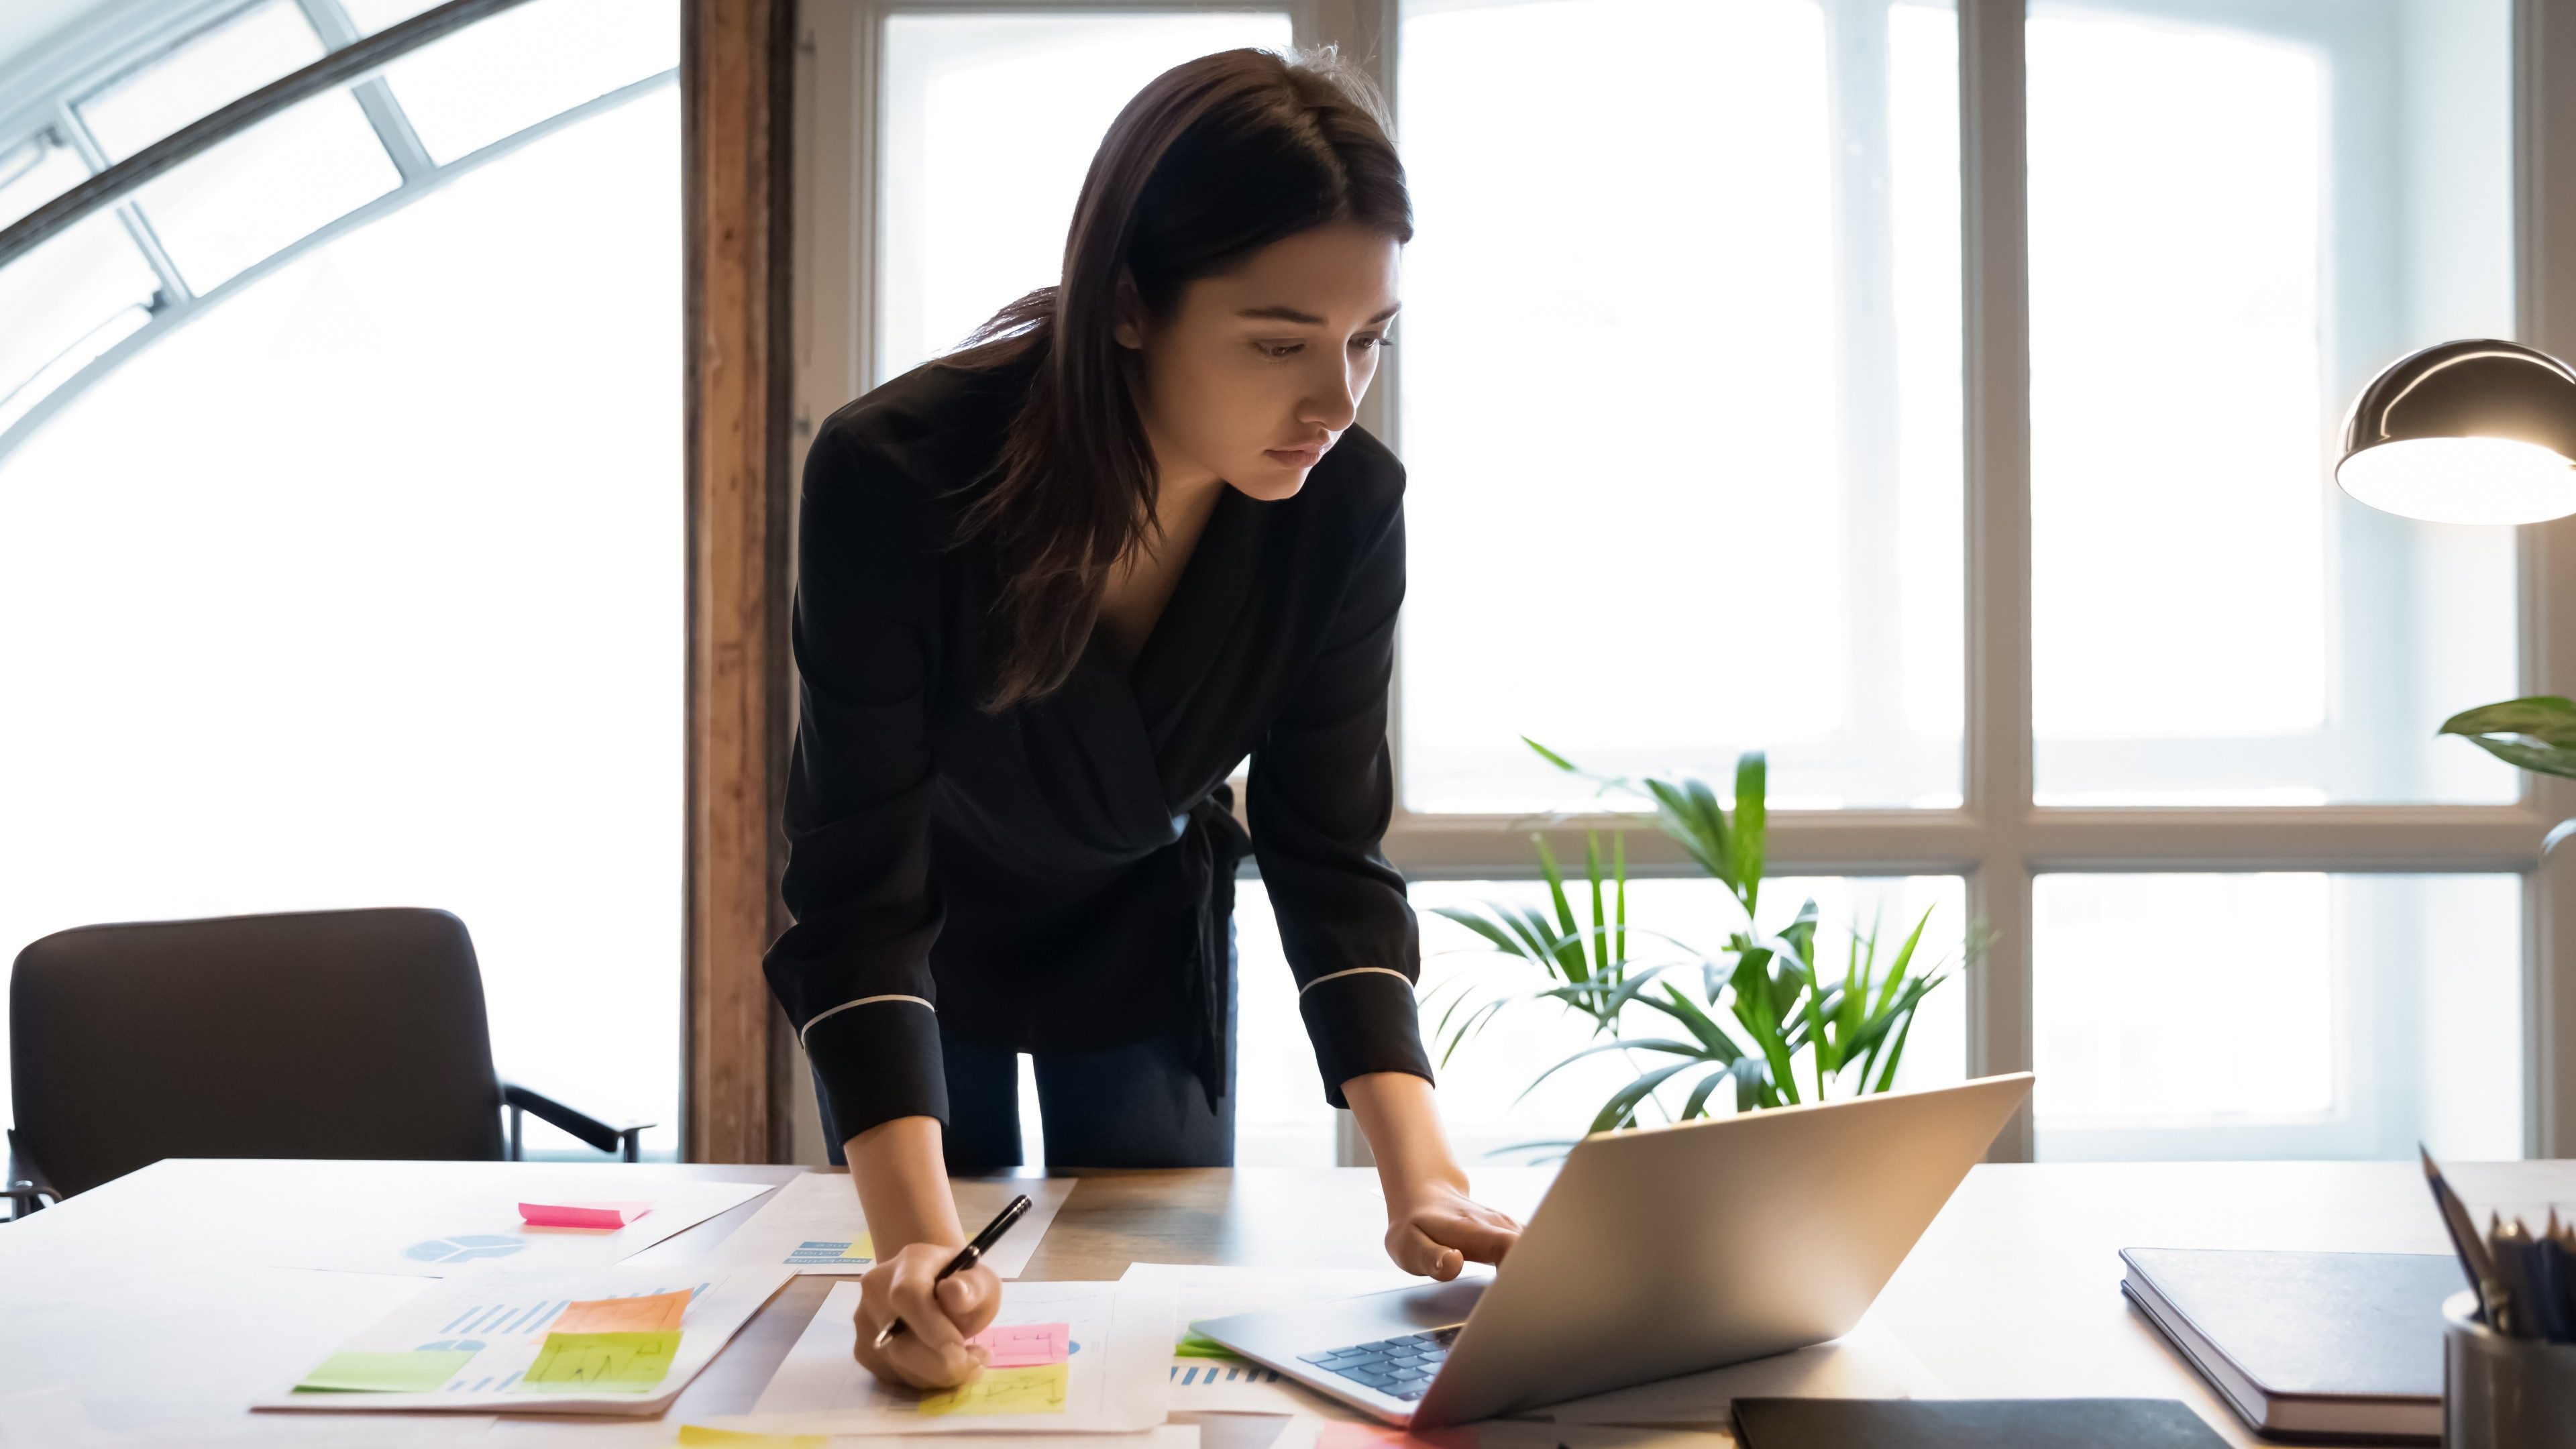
top-left (1298, 1326), bottom-right (1462, 1401)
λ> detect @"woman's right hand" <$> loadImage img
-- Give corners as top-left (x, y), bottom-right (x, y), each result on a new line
top-left (851, 1241), bottom-right (1004, 1389)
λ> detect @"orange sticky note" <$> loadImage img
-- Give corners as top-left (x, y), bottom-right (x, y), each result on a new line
top-left (519, 1200), bottom-right (653, 1230)
top-left (971, 1322), bottom-right (1069, 1366)
top-left (549, 1289), bottom-right (690, 1334)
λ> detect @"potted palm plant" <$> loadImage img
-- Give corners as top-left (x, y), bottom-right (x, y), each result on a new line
top-left (1432, 743), bottom-right (1979, 1146)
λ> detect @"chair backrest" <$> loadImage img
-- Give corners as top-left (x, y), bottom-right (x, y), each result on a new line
top-left (10, 907), bottom-right (507, 1197)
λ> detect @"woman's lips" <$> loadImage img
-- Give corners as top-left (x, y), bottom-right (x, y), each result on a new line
top-left (1265, 442), bottom-right (1328, 468)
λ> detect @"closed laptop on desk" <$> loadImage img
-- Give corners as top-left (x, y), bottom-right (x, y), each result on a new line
top-left (2120, 1247), bottom-right (2458, 1442)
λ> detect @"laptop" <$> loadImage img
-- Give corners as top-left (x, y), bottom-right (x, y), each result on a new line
top-left (1195, 1073), bottom-right (2033, 1427)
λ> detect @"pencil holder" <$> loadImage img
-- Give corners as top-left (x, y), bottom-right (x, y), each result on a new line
top-left (2444, 1289), bottom-right (2576, 1448)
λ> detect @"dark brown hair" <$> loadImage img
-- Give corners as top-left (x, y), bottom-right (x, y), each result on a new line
top-left (943, 46), bottom-right (1413, 710)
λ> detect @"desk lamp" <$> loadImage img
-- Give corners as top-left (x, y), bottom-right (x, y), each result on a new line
top-left (2339, 339), bottom-right (2576, 800)
top-left (2337, 338), bottom-right (2576, 524)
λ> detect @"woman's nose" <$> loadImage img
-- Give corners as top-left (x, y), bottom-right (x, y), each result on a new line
top-left (1303, 354), bottom-right (1363, 431)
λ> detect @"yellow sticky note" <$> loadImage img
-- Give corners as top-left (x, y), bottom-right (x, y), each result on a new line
top-left (517, 1330), bottom-right (680, 1392)
top-left (676, 1427), bottom-right (827, 1448)
top-left (917, 1362), bottom-right (1068, 1416)
top-left (551, 1289), bottom-right (690, 1334)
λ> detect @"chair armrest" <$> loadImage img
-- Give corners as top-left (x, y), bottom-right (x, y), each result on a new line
top-left (5, 1129), bottom-right (58, 1218)
top-left (501, 1081), bottom-right (655, 1162)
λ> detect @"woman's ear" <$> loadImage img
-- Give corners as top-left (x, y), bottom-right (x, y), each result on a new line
top-left (1110, 275), bottom-right (1147, 351)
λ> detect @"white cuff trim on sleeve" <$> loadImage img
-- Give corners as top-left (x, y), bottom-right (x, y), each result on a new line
top-left (1295, 966), bottom-right (1415, 997)
top-left (798, 993), bottom-right (934, 1048)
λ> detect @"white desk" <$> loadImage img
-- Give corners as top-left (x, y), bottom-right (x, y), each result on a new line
top-left (0, 1158), bottom-right (2554, 1445)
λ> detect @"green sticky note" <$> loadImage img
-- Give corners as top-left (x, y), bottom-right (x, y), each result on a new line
top-left (517, 1330), bottom-right (681, 1393)
top-left (295, 1349), bottom-right (475, 1393)
top-left (1175, 1330), bottom-right (1241, 1360)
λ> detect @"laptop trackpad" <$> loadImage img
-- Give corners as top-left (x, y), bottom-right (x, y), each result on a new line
top-left (1200, 1277), bottom-right (1491, 1358)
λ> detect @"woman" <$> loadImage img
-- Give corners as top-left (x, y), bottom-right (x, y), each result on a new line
top-left (762, 46), bottom-right (1520, 1391)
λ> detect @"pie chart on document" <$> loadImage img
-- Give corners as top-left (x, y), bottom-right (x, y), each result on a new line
top-left (403, 1234), bottom-right (529, 1264)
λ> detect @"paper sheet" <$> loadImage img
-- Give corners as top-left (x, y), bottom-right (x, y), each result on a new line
top-left (707, 1173), bottom-right (1075, 1278)
top-left (279, 1177), bottom-right (773, 1278)
top-left (901, 1430), bottom-right (1198, 1449)
top-left (1540, 1312), bottom-right (1947, 1426)
top-left (251, 1264), bottom-right (792, 1414)
top-left (0, 1386), bottom-right (501, 1447)
top-left (1122, 1262), bottom-right (1425, 1416)
top-left (724, 1277), bottom-right (1173, 1434)
top-left (1265, 1417), bottom-right (1733, 1449)
top-left (1483, 1427), bottom-right (1735, 1449)
top-left (476, 1422), bottom-right (1203, 1449)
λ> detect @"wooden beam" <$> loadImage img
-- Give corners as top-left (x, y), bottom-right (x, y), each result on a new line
top-left (684, 0), bottom-right (794, 1165)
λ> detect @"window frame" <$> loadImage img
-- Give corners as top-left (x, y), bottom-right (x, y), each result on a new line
top-left (794, 0), bottom-right (2576, 1164)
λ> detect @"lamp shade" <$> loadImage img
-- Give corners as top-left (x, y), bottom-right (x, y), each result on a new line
top-left (2336, 339), bottom-right (2576, 525)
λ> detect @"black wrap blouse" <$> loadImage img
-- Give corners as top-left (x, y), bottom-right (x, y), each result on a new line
top-left (761, 352), bottom-right (1435, 1145)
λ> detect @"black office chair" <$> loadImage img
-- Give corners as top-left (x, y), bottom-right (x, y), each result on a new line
top-left (5, 906), bottom-right (650, 1218)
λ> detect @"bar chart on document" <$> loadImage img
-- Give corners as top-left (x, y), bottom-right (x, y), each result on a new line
top-left (253, 1265), bottom-right (792, 1413)
top-left (439, 1284), bottom-right (646, 1391)
top-left (1125, 1261), bottom-right (1417, 1415)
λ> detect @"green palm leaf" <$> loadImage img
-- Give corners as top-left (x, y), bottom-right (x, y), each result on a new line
top-left (2440, 696), bottom-right (2576, 780)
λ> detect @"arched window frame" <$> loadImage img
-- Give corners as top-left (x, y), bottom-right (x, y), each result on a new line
top-left (0, 0), bottom-right (679, 458)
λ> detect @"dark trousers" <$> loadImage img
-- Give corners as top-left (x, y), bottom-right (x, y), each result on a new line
top-left (817, 945), bottom-right (1238, 1171)
top-left (817, 1028), bottom-right (1234, 1171)
top-left (936, 1026), bottom-right (1234, 1171)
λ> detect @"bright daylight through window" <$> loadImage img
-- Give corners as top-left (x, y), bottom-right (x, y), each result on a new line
top-left (2027, 0), bottom-right (2516, 806)
top-left (0, 0), bottom-right (684, 1155)
top-left (1399, 0), bottom-right (1966, 813)
top-left (4, 0), bottom-right (2534, 1173)
top-left (844, 0), bottom-right (2538, 1167)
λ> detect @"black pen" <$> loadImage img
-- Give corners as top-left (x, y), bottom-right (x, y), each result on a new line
top-left (872, 1193), bottom-right (1034, 1352)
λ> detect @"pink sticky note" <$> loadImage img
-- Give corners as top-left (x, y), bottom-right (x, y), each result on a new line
top-left (1318, 1426), bottom-right (1477, 1449)
top-left (970, 1322), bottom-right (1070, 1367)
top-left (518, 1199), bottom-right (653, 1230)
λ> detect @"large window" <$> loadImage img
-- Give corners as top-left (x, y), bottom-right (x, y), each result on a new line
top-left (1399, 0), bottom-right (1965, 813)
top-left (0, 0), bottom-right (684, 1155)
top-left (799, 0), bottom-right (2572, 1167)
top-left (2025, 0), bottom-right (2517, 806)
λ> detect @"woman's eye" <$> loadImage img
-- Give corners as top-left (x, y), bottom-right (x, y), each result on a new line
top-left (1255, 340), bottom-right (1303, 359)
top-left (1353, 334), bottom-right (1391, 352)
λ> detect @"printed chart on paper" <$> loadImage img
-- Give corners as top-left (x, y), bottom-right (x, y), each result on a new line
top-left (730, 1277), bottom-right (1172, 1434)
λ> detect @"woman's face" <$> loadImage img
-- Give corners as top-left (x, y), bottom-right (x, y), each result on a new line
top-left (1116, 222), bottom-right (1402, 502)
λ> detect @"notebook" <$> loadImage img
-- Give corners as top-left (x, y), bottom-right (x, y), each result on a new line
top-left (2119, 1247), bottom-right (2459, 1442)
top-left (1730, 1398), bottom-right (2231, 1448)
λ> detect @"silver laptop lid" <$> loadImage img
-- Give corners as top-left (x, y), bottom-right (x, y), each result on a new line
top-left (1413, 1073), bottom-right (2033, 1424)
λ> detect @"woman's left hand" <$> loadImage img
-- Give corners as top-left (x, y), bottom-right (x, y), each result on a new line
top-left (1384, 1178), bottom-right (1520, 1280)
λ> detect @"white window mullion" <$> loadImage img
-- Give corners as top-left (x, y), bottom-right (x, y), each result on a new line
top-left (2516, 0), bottom-right (2576, 1158)
top-left (1960, 0), bottom-right (2034, 1160)
top-left (1317, 0), bottom-right (1397, 1171)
